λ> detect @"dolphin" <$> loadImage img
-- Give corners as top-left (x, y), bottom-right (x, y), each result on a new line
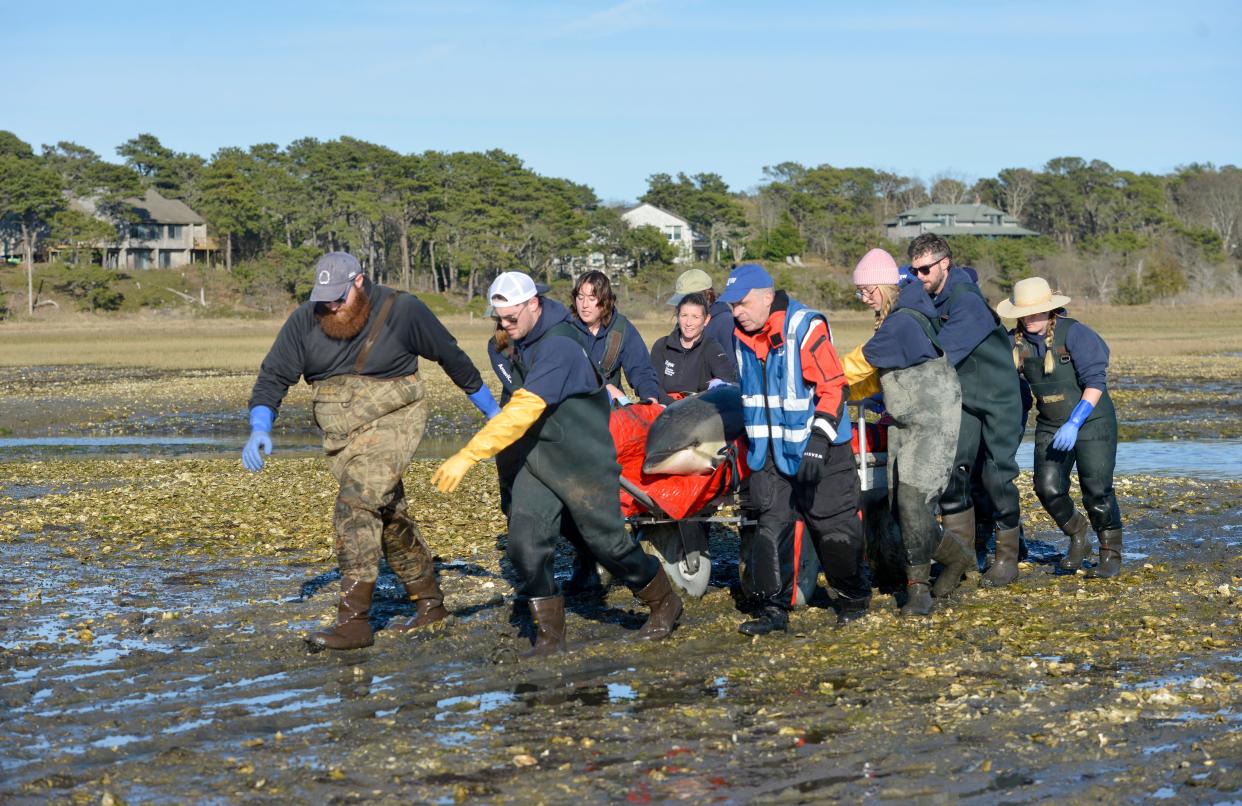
top-left (642, 385), bottom-right (744, 475)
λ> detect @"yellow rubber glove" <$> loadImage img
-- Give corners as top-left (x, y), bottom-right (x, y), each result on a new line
top-left (842, 343), bottom-right (881, 401)
top-left (431, 389), bottom-right (548, 493)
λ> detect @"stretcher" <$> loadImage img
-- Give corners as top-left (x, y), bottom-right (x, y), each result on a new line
top-left (607, 401), bottom-right (890, 600)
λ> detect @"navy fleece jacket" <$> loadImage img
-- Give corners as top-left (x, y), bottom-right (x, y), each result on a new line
top-left (930, 267), bottom-right (999, 367)
top-left (862, 282), bottom-right (941, 370)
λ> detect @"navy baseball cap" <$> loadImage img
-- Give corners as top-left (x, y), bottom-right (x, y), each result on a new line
top-left (310, 252), bottom-right (362, 302)
top-left (718, 263), bottom-right (774, 304)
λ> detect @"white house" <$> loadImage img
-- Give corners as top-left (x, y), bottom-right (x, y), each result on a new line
top-left (621, 202), bottom-right (709, 264)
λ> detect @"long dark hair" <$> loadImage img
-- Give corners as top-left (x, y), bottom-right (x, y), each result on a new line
top-left (572, 270), bottom-right (617, 328)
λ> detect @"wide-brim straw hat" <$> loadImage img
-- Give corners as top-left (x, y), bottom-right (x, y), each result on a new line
top-left (995, 276), bottom-right (1071, 319)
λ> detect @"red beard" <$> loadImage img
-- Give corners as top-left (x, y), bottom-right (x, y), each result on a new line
top-left (316, 288), bottom-right (372, 340)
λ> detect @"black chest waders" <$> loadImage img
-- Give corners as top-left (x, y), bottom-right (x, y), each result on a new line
top-left (932, 281), bottom-right (1025, 586)
top-left (1018, 319), bottom-right (1122, 571)
top-left (499, 321), bottom-right (680, 653)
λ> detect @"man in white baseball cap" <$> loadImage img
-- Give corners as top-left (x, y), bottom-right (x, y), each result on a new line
top-left (432, 271), bottom-right (683, 656)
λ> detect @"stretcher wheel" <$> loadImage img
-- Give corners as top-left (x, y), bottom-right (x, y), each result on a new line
top-left (641, 523), bottom-right (712, 599)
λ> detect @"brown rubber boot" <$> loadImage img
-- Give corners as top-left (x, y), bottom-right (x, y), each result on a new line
top-left (390, 575), bottom-right (449, 632)
top-left (635, 567), bottom-right (683, 641)
top-left (1087, 529), bottom-right (1123, 578)
top-left (523, 595), bottom-right (567, 657)
top-left (931, 528), bottom-right (976, 598)
top-left (307, 578), bottom-right (375, 651)
top-left (1058, 511), bottom-right (1091, 572)
top-left (982, 526), bottom-right (1021, 586)
top-left (902, 564), bottom-right (933, 617)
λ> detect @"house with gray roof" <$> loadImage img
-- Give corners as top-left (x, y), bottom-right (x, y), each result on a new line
top-left (885, 203), bottom-right (1038, 240)
top-left (57, 188), bottom-right (217, 269)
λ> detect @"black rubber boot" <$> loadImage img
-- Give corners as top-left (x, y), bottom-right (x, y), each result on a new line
top-left (902, 565), bottom-right (933, 617)
top-left (836, 595), bottom-right (870, 626)
top-left (1087, 529), bottom-right (1123, 578)
top-left (390, 575), bottom-right (449, 632)
top-left (931, 529), bottom-right (976, 598)
top-left (562, 553), bottom-right (604, 597)
top-left (307, 578), bottom-right (375, 651)
top-left (738, 605), bottom-right (789, 636)
top-left (1057, 511), bottom-right (1091, 572)
top-left (523, 595), bottom-right (567, 657)
top-left (635, 567), bottom-right (683, 641)
top-left (983, 526), bottom-right (1021, 587)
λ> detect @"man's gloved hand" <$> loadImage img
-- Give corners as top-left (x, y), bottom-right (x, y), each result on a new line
top-left (467, 386), bottom-right (501, 420)
top-left (862, 393), bottom-right (885, 414)
top-left (1052, 399), bottom-right (1094, 452)
top-left (795, 432), bottom-right (831, 487)
top-left (432, 452), bottom-right (475, 493)
top-left (707, 378), bottom-right (730, 390)
top-left (242, 406), bottom-right (275, 472)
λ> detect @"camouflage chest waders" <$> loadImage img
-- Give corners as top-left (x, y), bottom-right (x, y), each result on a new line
top-left (311, 296), bottom-right (437, 599)
top-left (1019, 318), bottom-right (1122, 538)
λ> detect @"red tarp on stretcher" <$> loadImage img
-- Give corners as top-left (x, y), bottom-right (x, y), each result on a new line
top-left (609, 402), bottom-right (742, 520)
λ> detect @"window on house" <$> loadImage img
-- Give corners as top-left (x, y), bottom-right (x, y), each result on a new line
top-left (167, 225), bottom-right (183, 241)
top-left (131, 249), bottom-right (152, 269)
top-left (130, 224), bottom-right (159, 241)
top-left (670, 225), bottom-right (682, 241)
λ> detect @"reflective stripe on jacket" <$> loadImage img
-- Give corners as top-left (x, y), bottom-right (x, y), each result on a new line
top-left (736, 299), bottom-right (852, 476)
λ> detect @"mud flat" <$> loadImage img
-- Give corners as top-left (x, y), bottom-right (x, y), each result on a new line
top-left (1, 457), bottom-right (1239, 804)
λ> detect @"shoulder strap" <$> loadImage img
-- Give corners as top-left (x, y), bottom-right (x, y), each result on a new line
top-left (894, 307), bottom-right (942, 352)
top-left (353, 291), bottom-right (399, 373)
top-left (600, 314), bottom-right (628, 377)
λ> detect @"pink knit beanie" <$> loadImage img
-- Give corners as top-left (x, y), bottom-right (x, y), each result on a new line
top-left (852, 248), bottom-right (900, 286)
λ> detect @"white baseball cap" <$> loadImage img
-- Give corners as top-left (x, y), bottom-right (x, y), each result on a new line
top-left (486, 272), bottom-right (549, 314)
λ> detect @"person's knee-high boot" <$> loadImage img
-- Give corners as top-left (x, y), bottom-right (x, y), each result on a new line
top-left (1057, 510), bottom-right (1091, 572)
top-left (524, 595), bottom-right (567, 657)
top-left (938, 509), bottom-right (978, 596)
top-left (635, 567), bottom-right (683, 640)
top-left (931, 528), bottom-right (976, 598)
top-left (1088, 529), bottom-right (1123, 578)
top-left (902, 564), bottom-right (933, 616)
top-left (391, 574), bottom-right (449, 632)
top-left (983, 526), bottom-right (1021, 586)
top-left (308, 578), bottom-right (375, 650)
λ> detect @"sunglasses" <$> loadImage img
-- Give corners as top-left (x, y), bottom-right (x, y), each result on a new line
top-left (494, 311), bottom-right (523, 326)
top-left (910, 257), bottom-right (945, 277)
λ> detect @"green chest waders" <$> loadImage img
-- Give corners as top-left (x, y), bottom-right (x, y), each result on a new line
top-left (1018, 319), bottom-right (1122, 538)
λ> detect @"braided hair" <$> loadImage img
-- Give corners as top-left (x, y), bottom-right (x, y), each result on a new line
top-left (1012, 309), bottom-right (1066, 374)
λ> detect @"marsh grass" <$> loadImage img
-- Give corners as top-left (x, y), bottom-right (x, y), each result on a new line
top-left (4, 301), bottom-right (1240, 372)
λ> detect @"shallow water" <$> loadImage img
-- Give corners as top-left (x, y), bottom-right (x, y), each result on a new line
top-left (1017, 438), bottom-right (1242, 480)
top-left (0, 433), bottom-right (468, 461)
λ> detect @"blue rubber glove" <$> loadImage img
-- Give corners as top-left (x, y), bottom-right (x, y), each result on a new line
top-left (706, 378), bottom-right (730, 390)
top-left (467, 386), bottom-right (501, 420)
top-left (242, 406), bottom-right (275, 471)
top-left (862, 393), bottom-right (885, 414)
top-left (1052, 399), bottom-right (1094, 452)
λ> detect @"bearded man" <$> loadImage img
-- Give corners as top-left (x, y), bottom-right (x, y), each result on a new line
top-left (243, 252), bottom-right (500, 650)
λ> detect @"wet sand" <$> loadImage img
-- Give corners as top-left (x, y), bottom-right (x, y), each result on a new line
top-left (2, 459), bottom-right (1240, 804)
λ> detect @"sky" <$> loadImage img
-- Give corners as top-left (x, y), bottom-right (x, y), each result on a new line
top-left (9, 0), bottom-right (1241, 202)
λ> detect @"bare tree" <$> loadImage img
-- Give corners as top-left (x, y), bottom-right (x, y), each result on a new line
top-left (1174, 165), bottom-right (1242, 256)
top-left (929, 172), bottom-right (971, 204)
top-left (998, 168), bottom-right (1036, 221)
